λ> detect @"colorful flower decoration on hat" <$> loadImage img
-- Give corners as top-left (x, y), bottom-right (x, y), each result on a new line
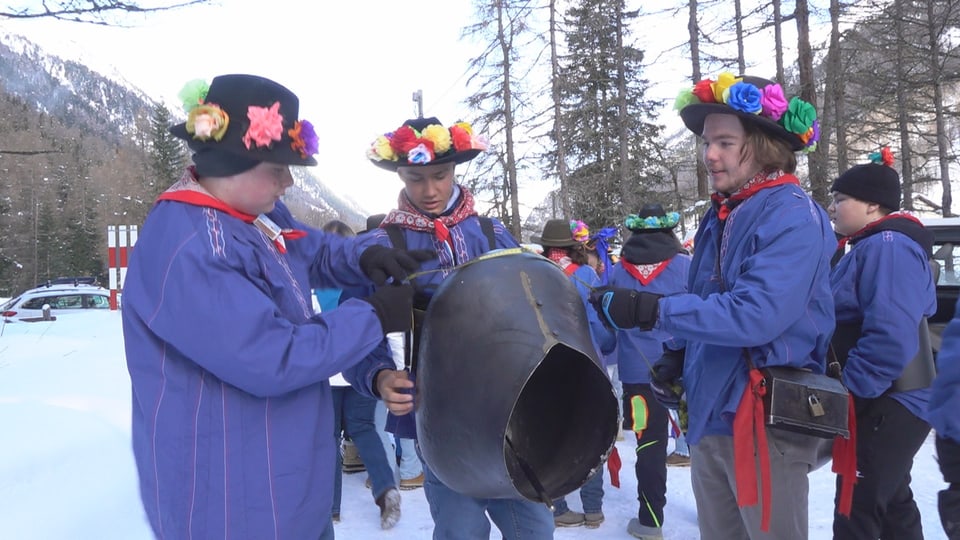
top-left (868, 146), bottom-right (895, 167)
top-left (288, 120), bottom-right (319, 159)
top-left (178, 79), bottom-right (229, 142)
top-left (570, 219), bottom-right (591, 244)
top-left (367, 120), bottom-right (489, 165)
top-left (673, 71), bottom-right (819, 153)
top-left (624, 211), bottom-right (681, 232)
top-left (244, 102), bottom-right (284, 150)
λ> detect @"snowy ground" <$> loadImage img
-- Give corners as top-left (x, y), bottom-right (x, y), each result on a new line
top-left (0, 310), bottom-right (949, 539)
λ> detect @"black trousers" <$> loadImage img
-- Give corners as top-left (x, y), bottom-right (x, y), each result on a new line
top-left (833, 396), bottom-right (930, 540)
top-left (623, 383), bottom-right (669, 528)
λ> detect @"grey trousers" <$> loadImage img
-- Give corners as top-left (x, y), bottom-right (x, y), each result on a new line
top-left (691, 430), bottom-right (824, 540)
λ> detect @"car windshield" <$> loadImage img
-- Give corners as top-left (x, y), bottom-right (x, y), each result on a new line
top-left (0, 296), bottom-right (20, 310)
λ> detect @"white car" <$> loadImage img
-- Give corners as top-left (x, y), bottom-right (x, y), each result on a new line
top-left (0, 281), bottom-right (111, 322)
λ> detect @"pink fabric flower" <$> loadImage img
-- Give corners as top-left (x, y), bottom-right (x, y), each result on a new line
top-left (760, 84), bottom-right (788, 121)
top-left (243, 102), bottom-right (284, 149)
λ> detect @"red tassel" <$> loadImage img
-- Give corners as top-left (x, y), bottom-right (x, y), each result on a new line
top-left (832, 393), bottom-right (858, 518)
top-left (607, 446), bottom-right (622, 488)
top-left (733, 369), bottom-right (772, 532)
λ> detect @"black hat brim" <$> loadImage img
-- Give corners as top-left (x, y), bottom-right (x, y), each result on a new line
top-left (679, 103), bottom-right (804, 152)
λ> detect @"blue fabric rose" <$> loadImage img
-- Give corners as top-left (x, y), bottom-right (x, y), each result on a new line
top-left (725, 82), bottom-right (762, 115)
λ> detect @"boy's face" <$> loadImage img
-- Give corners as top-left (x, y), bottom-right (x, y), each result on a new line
top-left (397, 162), bottom-right (456, 215)
top-left (701, 114), bottom-right (761, 194)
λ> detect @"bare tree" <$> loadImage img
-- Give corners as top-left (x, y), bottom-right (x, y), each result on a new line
top-left (548, 0), bottom-right (571, 219)
top-left (795, 0), bottom-right (830, 206)
top-left (1, 1), bottom-right (209, 25)
top-left (924, 0), bottom-right (955, 215)
top-left (464, 0), bottom-right (538, 236)
top-left (688, 0), bottom-right (709, 199)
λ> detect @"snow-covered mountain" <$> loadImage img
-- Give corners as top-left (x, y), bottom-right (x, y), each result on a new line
top-left (0, 31), bottom-right (366, 226)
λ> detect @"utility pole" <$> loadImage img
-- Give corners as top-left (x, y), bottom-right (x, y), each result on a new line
top-left (412, 90), bottom-right (423, 119)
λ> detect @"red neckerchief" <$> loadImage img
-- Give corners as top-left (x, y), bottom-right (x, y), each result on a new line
top-left (379, 186), bottom-right (478, 246)
top-left (620, 259), bottom-right (671, 286)
top-left (836, 212), bottom-right (924, 250)
top-left (710, 170), bottom-right (801, 221)
top-left (156, 167), bottom-right (306, 254)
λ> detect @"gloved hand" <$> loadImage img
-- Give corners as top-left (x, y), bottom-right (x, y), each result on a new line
top-left (361, 284), bottom-right (414, 334)
top-left (359, 245), bottom-right (435, 286)
top-left (649, 347), bottom-right (684, 410)
top-left (588, 287), bottom-right (661, 330)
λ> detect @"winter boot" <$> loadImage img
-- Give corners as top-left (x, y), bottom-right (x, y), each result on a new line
top-left (554, 510), bottom-right (585, 527)
top-left (584, 511), bottom-right (605, 528)
top-left (627, 518), bottom-right (663, 539)
top-left (341, 439), bottom-right (365, 473)
top-left (376, 488), bottom-right (402, 530)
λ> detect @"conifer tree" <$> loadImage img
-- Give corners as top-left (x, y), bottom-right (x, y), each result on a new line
top-left (559, 0), bottom-right (664, 228)
top-left (147, 104), bottom-right (187, 199)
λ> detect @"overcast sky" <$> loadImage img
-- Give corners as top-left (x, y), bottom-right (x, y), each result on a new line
top-left (2, 0), bottom-right (823, 217)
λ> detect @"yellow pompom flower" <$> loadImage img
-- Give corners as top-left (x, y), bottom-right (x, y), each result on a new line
top-left (421, 125), bottom-right (452, 155)
top-left (372, 135), bottom-right (396, 161)
top-left (712, 72), bottom-right (742, 104)
top-left (453, 121), bottom-right (474, 136)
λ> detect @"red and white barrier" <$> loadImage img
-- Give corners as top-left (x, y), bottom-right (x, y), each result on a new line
top-left (107, 225), bottom-right (138, 310)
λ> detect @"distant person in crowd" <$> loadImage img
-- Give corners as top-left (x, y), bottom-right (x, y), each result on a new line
top-left (317, 219), bottom-right (402, 529)
top-left (605, 204), bottom-right (690, 539)
top-left (121, 74), bottom-right (431, 540)
top-left (532, 218), bottom-right (616, 529)
top-left (589, 72), bottom-right (836, 539)
top-left (345, 116), bottom-right (555, 540)
top-left (929, 299), bottom-right (960, 540)
top-left (827, 156), bottom-right (936, 539)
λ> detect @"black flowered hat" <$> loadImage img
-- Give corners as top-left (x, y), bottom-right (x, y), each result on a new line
top-left (675, 72), bottom-right (819, 153)
top-left (367, 117), bottom-right (487, 171)
top-left (169, 74), bottom-right (318, 168)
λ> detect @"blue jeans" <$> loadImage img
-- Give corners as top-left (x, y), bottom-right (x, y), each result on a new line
top-left (332, 386), bottom-right (396, 513)
top-left (421, 452), bottom-right (554, 539)
top-left (552, 470), bottom-right (604, 514)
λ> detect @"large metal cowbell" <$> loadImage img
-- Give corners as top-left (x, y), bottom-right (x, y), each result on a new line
top-left (415, 250), bottom-right (619, 503)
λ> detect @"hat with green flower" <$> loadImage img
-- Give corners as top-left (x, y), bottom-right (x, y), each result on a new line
top-left (367, 117), bottom-right (488, 171)
top-left (170, 74), bottom-right (319, 175)
top-left (674, 72), bottom-right (819, 153)
top-left (625, 204), bottom-right (681, 233)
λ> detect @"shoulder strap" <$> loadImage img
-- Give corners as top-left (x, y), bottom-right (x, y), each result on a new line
top-left (384, 225), bottom-right (406, 251)
top-left (479, 217), bottom-right (496, 251)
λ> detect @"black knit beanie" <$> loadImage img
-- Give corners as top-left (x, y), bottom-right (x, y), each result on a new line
top-left (830, 163), bottom-right (901, 210)
top-left (192, 148), bottom-right (261, 178)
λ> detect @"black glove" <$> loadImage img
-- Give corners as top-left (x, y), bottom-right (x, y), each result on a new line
top-left (359, 245), bottom-right (435, 286)
top-left (588, 287), bottom-right (661, 330)
top-left (361, 284), bottom-right (414, 334)
top-left (649, 347), bottom-right (684, 410)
